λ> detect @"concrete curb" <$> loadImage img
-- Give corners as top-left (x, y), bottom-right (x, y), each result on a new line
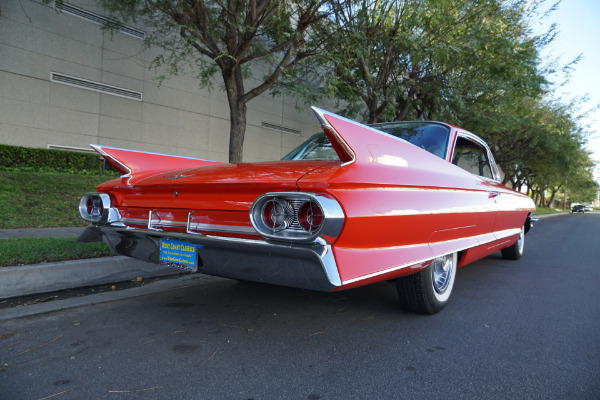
top-left (532, 211), bottom-right (596, 219)
top-left (0, 256), bottom-right (180, 300)
top-left (533, 212), bottom-right (570, 219)
top-left (0, 274), bottom-right (225, 321)
top-left (0, 227), bottom-right (86, 239)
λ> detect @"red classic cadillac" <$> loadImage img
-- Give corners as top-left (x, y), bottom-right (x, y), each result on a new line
top-left (78, 107), bottom-right (535, 314)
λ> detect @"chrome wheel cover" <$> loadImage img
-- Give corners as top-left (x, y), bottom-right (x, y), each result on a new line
top-left (517, 227), bottom-right (524, 255)
top-left (432, 254), bottom-right (454, 294)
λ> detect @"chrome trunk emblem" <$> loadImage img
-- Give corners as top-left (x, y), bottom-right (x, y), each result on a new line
top-left (164, 174), bottom-right (194, 180)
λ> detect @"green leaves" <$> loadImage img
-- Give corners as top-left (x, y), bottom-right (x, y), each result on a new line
top-left (98, 0), bottom-right (330, 162)
top-left (0, 145), bottom-right (112, 175)
top-left (310, 0), bottom-right (551, 123)
top-left (92, 0), bottom-right (594, 187)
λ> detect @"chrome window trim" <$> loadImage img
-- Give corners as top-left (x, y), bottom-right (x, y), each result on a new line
top-left (369, 120), bottom-right (453, 160)
top-left (452, 132), bottom-right (501, 182)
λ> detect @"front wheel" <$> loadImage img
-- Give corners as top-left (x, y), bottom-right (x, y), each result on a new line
top-left (395, 253), bottom-right (457, 314)
top-left (501, 226), bottom-right (524, 260)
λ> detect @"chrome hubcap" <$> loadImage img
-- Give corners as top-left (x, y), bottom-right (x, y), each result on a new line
top-left (432, 254), bottom-right (454, 294)
top-left (517, 227), bottom-right (524, 254)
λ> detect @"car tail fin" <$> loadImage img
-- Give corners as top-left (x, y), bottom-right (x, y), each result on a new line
top-left (91, 145), bottom-right (222, 180)
top-left (311, 106), bottom-right (431, 168)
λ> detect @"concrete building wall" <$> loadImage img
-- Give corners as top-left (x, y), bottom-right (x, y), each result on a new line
top-left (0, 0), bottom-right (321, 162)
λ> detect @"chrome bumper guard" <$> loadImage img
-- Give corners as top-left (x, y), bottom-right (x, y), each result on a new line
top-left (525, 215), bottom-right (538, 234)
top-left (78, 226), bottom-right (342, 292)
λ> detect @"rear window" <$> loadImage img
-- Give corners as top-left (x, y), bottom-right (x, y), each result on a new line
top-left (282, 122), bottom-right (451, 161)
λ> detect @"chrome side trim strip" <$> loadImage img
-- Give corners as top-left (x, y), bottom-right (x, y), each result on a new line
top-left (342, 258), bottom-right (428, 286)
top-left (120, 215), bottom-right (255, 234)
top-left (189, 222), bottom-right (256, 235)
top-left (342, 227), bottom-right (521, 285)
top-left (121, 218), bottom-right (148, 225)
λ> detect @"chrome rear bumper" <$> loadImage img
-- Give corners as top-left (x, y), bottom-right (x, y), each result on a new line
top-left (78, 226), bottom-right (341, 291)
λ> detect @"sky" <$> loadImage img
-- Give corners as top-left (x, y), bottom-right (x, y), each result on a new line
top-left (533, 0), bottom-right (600, 182)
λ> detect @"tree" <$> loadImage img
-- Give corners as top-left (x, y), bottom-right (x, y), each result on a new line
top-left (308, 0), bottom-right (546, 124)
top-left (476, 96), bottom-right (594, 207)
top-left (99, 0), bottom-right (330, 163)
top-left (568, 172), bottom-right (599, 204)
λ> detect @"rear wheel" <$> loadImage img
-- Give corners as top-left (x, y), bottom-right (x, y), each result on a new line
top-left (395, 253), bottom-right (457, 314)
top-left (501, 226), bottom-right (524, 260)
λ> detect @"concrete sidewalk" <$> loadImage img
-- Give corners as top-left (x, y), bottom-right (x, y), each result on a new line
top-left (0, 227), bottom-right (180, 300)
top-left (0, 226), bottom-right (87, 239)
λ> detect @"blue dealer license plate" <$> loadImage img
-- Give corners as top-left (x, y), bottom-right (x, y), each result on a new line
top-left (160, 239), bottom-right (199, 272)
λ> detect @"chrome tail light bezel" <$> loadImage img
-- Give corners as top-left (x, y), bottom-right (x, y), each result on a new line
top-left (79, 192), bottom-right (121, 224)
top-left (250, 192), bottom-right (344, 243)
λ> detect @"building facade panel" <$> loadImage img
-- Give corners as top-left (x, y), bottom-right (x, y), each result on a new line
top-left (0, 0), bottom-right (323, 163)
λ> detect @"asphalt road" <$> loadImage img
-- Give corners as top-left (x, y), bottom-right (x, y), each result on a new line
top-left (1, 213), bottom-right (599, 400)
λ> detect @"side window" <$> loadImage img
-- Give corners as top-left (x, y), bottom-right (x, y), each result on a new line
top-left (452, 137), bottom-right (493, 179)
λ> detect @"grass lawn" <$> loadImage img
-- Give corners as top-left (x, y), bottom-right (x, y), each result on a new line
top-left (0, 170), bottom-right (114, 229)
top-left (533, 207), bottom-right (569, 215)
top-left (0, 237), bottom-right (112, 267)
top-left (0, 170), bottom-right (116, 266)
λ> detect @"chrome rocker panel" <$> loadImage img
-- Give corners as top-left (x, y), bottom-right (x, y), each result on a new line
top-left (79, 226), bottom-right (342, 292)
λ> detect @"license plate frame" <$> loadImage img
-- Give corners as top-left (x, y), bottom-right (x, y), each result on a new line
top-left (159, 238), bottom-right (199, 273)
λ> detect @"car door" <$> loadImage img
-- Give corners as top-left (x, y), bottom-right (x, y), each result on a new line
top-left (451, 133), bottom-right (499, 243)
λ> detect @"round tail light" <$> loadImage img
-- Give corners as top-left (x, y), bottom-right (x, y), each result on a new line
top-left (86, 197), bottom-right (94, 215)
top-left (250, 192), bottom-right (344, 242)
top-left (298, 201), bottom-right (323, 233)
top-left (85, 197), bottom-right (104, 217)
top-left (262, 199), bottom-right (294, 232)
top-left (79, 193), bottom-right (116, 223)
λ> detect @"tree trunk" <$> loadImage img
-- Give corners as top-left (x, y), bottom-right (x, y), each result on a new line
top-left (395, 87), bottom-right (416, 121)
top-left (366, 95), bottom-right (380, 124)
top-left (548, 189), bottom-right (557, 208)
top-left (228, 103), bottom-right (247, 163)
top-left (223, 67), bottom-right (247, 163)
top-left (540, 191), bottom-right (546, 208)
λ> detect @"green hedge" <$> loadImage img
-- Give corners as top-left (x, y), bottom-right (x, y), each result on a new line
top-left (0, 144), bottom-right (116, 175)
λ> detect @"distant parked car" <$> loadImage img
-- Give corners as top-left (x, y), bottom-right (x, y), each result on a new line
top-left (571, 205), bottom-right (585, 213)
top-left (583, 205), bottom-right (593, 212)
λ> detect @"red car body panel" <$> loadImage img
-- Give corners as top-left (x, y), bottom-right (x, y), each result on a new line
top-left (92, 145), bottom-right (223, 184)
top-left (79, 107), bottom-right (535, 293)
top-left (98, 160), bottom-right (336, 209)
top-left (294, 115), bottom-right (532, 285)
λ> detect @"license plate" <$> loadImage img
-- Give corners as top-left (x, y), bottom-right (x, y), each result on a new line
top-left (159, 238), bottom-right (199, 272)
